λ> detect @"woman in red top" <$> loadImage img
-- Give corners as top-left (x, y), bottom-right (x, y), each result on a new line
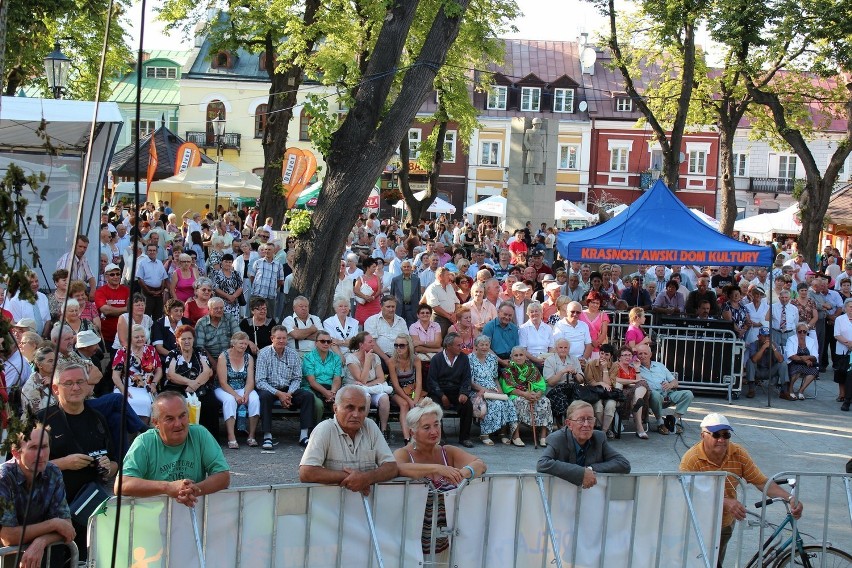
top-left (353, 258), bottom-right (382, 326)
top-left (183, 277), bottom-right (213, 325)
top-left (614, 345), bottom-right (650, 439)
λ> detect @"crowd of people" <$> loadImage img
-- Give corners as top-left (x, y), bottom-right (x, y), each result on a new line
top-left (0, 200), bottom-right (848, 564)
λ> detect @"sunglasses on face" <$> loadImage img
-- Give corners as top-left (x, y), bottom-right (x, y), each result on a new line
top-left (393, 343), bottom-right (408, 348)
top-left (704, 430), bottom-right (731, 439)
top-left (317, 339), bottom-right (333, 344)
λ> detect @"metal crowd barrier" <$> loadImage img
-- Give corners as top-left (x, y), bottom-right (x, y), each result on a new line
top-left (0, 541), bottom-right (78, 568)
top-left (604, 312), bottom-right (745, 402)
top-left (89, 472), bottom-right (731, 568)
top-left (739, 471), bottom-right (852, 568)
top-left (654, 327), bottom-right (745, 402)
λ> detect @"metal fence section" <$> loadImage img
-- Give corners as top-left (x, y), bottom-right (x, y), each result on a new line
top-left (0, 542), bottom-right (78, 568)
top-left (654, 327), bottom-right (744, 401)
top-left (89, 472), bottom-right (729, 568)
top-left (739, 471), bottom-right (852, 568)
top-left (605, 310), bottom-right (745, 401)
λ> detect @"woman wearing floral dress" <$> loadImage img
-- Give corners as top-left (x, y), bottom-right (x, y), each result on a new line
top-left (721, 286), bottom-right (749, 340)
top-left (500, 346), bottom-right (554, 447)
top-left (469, 335), bottom-right (518, 445)
top-left (211, 253), bottom-right (244, 318)
top-left (111, 324), bottom-right (162, 423)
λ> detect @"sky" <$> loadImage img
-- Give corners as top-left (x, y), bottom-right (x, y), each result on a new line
top-left (126, 0), bottom-right (611, 51)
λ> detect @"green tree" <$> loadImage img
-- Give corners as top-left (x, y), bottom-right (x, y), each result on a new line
top-left (588, 0), bottom-right (711, 191)
top-left (1, 0), bottom-right (131, 98)
top-left (289, 0), bottom-right (480, 316)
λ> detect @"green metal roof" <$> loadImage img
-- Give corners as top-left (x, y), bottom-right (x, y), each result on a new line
top-left (108, 77), bottom-right (180, 105)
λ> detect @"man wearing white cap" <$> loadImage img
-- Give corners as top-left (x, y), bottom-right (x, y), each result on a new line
top-left (500, 282), bottom-right (531, 325)
top-left (94, 263), bottom-right (130, 349)
top-left (680, 412), bottom-right (802, 567)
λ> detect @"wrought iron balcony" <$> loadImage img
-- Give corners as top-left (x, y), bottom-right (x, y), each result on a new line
top-left (184, 131), bottom-right (242, 152)
top-left (748, 177), bottom-right (794, 194)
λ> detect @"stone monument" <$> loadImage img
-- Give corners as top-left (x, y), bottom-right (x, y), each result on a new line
top-left (506, 117), bottom-right (558, 232)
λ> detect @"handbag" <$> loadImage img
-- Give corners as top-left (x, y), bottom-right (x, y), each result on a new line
top-left (69, 481), bottom-right (110, 525)
top-left (571, 383), bottom-right (600, 404)
top-left (237, 293), bottom-right (247, 306)
top-left (599, 387), bottom-right (626, 402)
top-left (471, 392), bottom-right (487, 419)
top-left (355, 281), bottom-right (374, 305)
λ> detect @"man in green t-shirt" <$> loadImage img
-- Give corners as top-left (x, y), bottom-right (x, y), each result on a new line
top-left (116, 391), bottom-right (230, 507)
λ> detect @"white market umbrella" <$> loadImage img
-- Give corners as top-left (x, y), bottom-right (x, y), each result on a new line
top-left (393, 191), bottom-right (456, 214)
top-left (554, 199), bottom-right (596, 222)
top-left (150, 162), bottom-right (262, 197)
top-left (464, 195), bottom-right (506, 218)
top-left (689, 208), bottom-right (721, 230)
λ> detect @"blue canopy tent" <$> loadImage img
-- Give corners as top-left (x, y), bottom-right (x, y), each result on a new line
top-left (556, 180), bottom-right (774, 266)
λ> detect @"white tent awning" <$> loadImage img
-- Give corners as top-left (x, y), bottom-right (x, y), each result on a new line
top-left (555, 200), bottom-right (596, 222)
top-left (464, 195), bottom-right (506, 217)
top-left (150, 163), bottom-right (262, 197)
top-left (734, 204), bottom-right (802, 239)
top-left (393, 191), bottom-right (456, 214)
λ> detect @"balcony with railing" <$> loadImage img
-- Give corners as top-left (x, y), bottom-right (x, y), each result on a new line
top-left (184, 131), bottom-right (242, 152)
top-left (748, 177), bottom-right (795, 194)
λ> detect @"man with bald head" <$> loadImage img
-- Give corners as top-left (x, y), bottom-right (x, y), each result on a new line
top-left (553, 301), bottom-right (593, 360)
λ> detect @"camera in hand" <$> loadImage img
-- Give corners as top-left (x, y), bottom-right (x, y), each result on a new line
top-left (89, 449), bottom-right (109, 479)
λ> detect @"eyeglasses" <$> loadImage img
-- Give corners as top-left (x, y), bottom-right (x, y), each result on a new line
top-left (704, 430), bottom-right (732, 439)
top-left (317, 339), bottom-right (333, 344)
top-left (569, 417), bottom-right (596, 425)
top-left (58, 380), bottom-right (88, 389)
top-left (393, 343), bottom-right (408, 348)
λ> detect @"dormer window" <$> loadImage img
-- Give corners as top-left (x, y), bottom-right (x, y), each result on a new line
top-left (553, 88), bottom-right (574, 113)
top-left (145, 66), bottom-right (177, 79)
top-left (520, 87), bottom-right (541, 111)
top-left (615, 96), bottom-right (632, 112)
top-left (211, 51), bottom-right (233, 69)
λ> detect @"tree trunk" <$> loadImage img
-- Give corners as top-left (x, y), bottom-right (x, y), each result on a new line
top-left (717, 122), bottom-right (738, 235)
top-left (290, 0), bottom-right (471, 318)
top-left (257, 0), bottom-right (321, 227)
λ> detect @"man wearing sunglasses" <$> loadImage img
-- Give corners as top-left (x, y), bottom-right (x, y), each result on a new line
top-left (681, 413), bottom-right (802, 567)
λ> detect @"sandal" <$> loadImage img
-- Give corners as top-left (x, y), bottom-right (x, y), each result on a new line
top-left (480, 436), bottom-right (495, 446)
top-left (657, 424), bottom-right (670, 435)
top-left (539, 438), bottom-right (548, 447)
top-left (227, 440), bottom-right (239, 449)
top-left (837, 396), bottom-right (845, 402)
top-left (501, 437), bottom-right (512, 445)
top-left (636, 432), bottom-right (649, 440)
top-left (606, 430), bottom-right (615, 440)
top-left (246, 438), bottom-right (258, 447)
top-left (675, 423), bottom-right (684, 434)
top-left (511, 438), bottom-right (525, 447)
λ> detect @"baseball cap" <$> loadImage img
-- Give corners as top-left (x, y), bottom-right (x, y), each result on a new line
top-left (104, 263), bottom-right (121, 273)
top-left (530, 250), bottom-right (544, 257)
top-left (12, 318), bottom-right (36, 332)
top-left (544, 282), bottom-right (561, 293)
top-left (541, 274), bottom-right (556, 283)
top-left (700, 413), bottom-right (733, 433)
top-left (511, 282), bottom-right (531, 292)
top-left (758, 327), bottom-right (770, 336)
top-left (75, 330), bottom-right (101, 348)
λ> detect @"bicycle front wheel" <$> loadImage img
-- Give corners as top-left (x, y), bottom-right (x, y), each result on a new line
top-left (772, 545), bottom-right (852, 568)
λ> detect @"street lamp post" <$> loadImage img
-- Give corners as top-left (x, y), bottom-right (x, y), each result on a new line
top-left (43, 42), bottom-right (71, 99)
top-left (212, 113), bottom-right (226, 217)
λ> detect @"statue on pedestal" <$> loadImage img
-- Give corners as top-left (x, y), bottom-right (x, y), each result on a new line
top-left (523, 118), bottom-right (546, 185)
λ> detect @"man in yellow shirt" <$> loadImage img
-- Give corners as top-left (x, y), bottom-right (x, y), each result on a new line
top-left (680, 413), bottom-right (802, 567)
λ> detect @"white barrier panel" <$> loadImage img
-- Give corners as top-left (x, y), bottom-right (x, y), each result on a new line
top-left (90, 473), bottom-right (726, 567)
top-left (445, 473), bottom-right (725, 568)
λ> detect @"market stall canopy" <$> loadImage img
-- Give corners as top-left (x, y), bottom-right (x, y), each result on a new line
top-left (0, 96), bottom-right (123, 286)
top-left (555, 200), bottom-right (596, 222)
top-left (733, 203), bottom-right (802, 240)
top-left (295, 180), bottom-right (322, 207)
top-left (607, 203), bottom-right (628, 216)
top-left (464, 195), bottom-right (506, 217)
top-left (557, 180), bottom-right (774, 266)
top-left (110, 126), bottom-right (213, 180)
top-left (393, 191), bottom-right (457, 214)
top-left (689, 208), bottom-right (721, 230)
top-left (149, 162), bottom-right (262, 197)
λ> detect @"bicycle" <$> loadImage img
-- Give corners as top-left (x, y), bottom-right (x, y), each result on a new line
top-left (743, 478), bottom-right (852, 567)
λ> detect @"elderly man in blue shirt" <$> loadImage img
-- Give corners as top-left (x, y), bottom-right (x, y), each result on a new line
top-left (482, 303), bottom-right (519, 365)
top-left (636, 343), bottom-right (694, 435)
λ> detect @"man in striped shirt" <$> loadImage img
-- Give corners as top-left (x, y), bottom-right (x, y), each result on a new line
top-left (680, 413), bottom-right (802, 567)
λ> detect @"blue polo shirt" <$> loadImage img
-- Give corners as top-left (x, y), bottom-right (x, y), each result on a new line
top-left (482, 319), bottom-right (519, 355)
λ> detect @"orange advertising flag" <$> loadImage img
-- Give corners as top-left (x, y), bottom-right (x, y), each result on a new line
top-left (146, 134), bottom-right (158, 193)
top-left (174, 142), bottom-right (202, 175)
top-left (282, 147), bottom-right (308, 209)
top-left (297, 150), bottom-right (318, 190)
